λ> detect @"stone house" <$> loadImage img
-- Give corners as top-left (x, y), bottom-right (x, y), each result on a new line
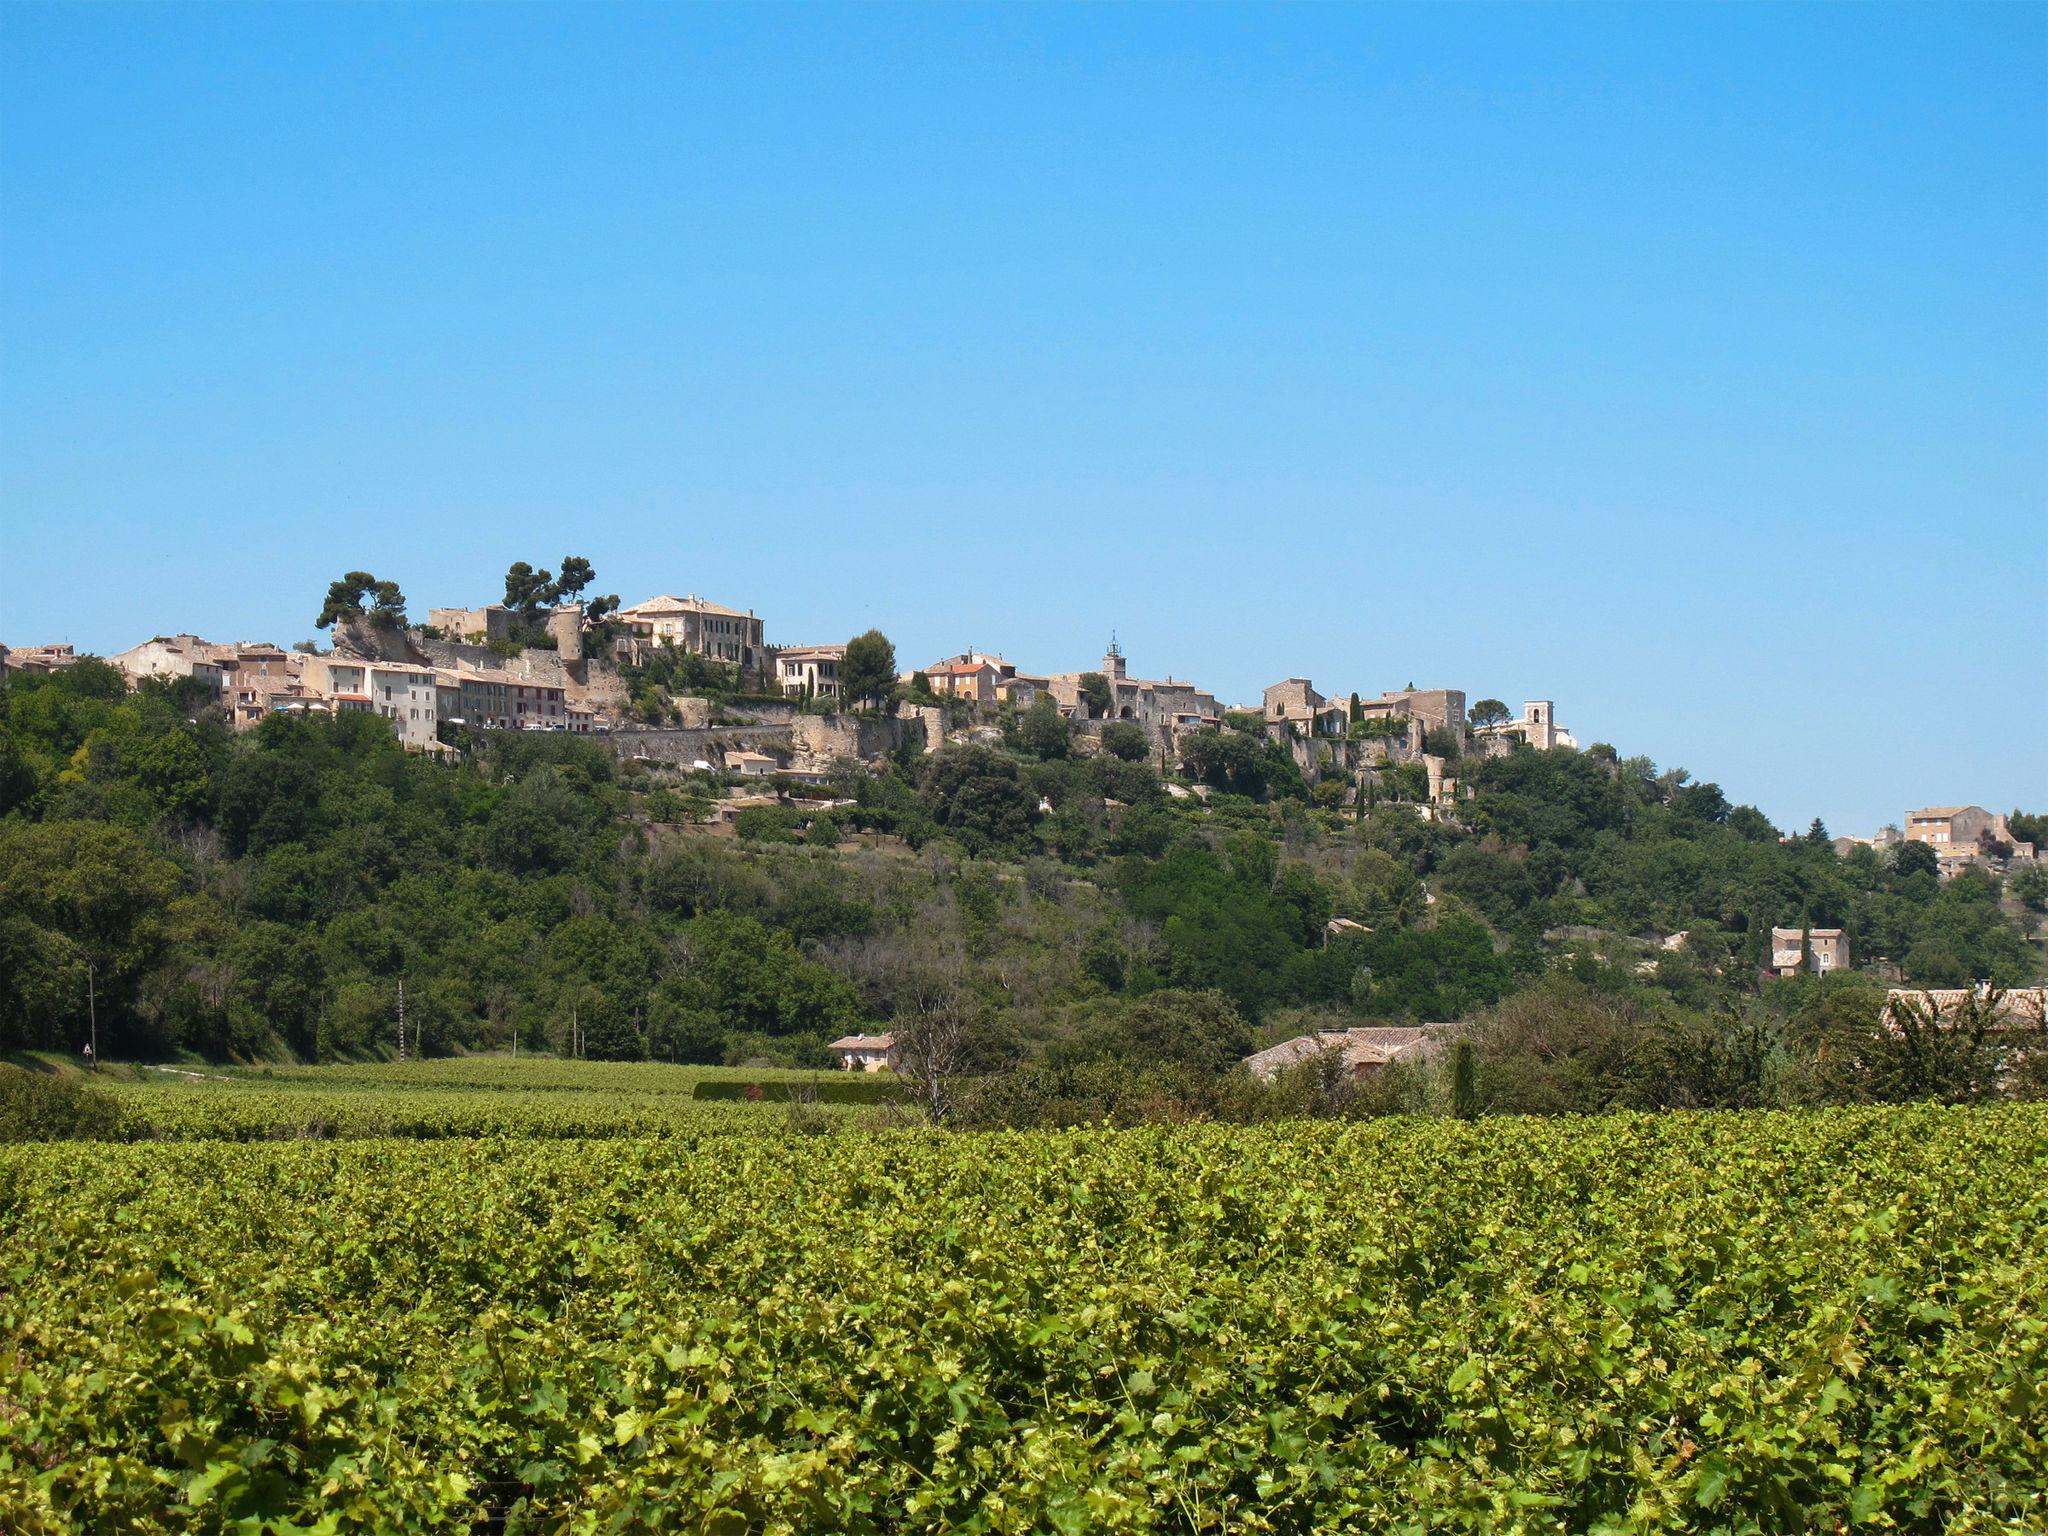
top-left (433, 663), bottom-right (520, 731)
top-left (110, 635), bottom-right (228, 697)
top-left (1769, 927), bottom-right (1849, 978)
top-left (426, 604), bottom-right (517, 644)
top-left (1262, 679), bottom-right (1352, 737)
top-left (924, 661), bottom-right (999, 704)
top-left (1473, 700), bottom-right (1578, 752)
top-left (215, 644), bottom-right (310, 729)
top-left (775, 644), bottom-right (846, 699)
top-left (724, 749), bottom-right (781, 778)
top-left (829, 1032), bottom-right (898, 1072)
top-left (2, 643), bottom-right (77, 675)
top-left (1047, 646), bottom-right (1224, 743)
top-left (306, 657), bottom-right (443, 750)
top-left (994, 673), bottom-right (1051, 708)
top-left (616, 594), bottom-right (765, 674)
top-left (1354, 687), bottom-right (1467, 735)
top-left (1905, 806), bottom-right (2036, 877)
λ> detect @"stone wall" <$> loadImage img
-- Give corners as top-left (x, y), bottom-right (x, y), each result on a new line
top-left (608, 711), bottom-right (922, 772)
top-left (607, 726), bottom-right (797, 767)
top-left (791, 712), bottom-right (905, 765)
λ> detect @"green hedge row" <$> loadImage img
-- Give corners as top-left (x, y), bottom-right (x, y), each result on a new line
top-left (692, 1075), bottom-right (900, 1105)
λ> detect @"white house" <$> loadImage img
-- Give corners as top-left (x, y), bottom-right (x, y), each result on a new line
top-left (828, 1032), bottom-right (898, 1072)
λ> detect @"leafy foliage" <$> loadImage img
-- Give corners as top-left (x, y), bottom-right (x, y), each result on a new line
top-left (1, 1106), bottom-right (2042, 1530)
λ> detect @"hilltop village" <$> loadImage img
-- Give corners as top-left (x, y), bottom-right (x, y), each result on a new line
top-left (4, 559), bottom-right (2034, 910)
top-left (3, 555), bottom-right (2042, 1093)
top-left (0, 564), bottom-right (1584, 818)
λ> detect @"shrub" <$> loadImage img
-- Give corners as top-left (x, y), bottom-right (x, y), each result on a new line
top-left (0, 1066), bottom-right (127, 1142)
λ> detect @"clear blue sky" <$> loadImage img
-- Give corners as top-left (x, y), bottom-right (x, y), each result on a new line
top-left (3, 3), bottom-right (2042, 834)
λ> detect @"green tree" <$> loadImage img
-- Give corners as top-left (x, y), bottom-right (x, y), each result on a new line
top-left (1078, 673), bottom-right (1112, 720)
top-left (1468, 699), bottom-right (1511, 730)
top-left (841, 630), bottom-right (898, 711)
top-left (1098, 721), bottom-right (1148, 761)
top-left (1450, 1038), bottom-right (1478, 1119)
top-left (503, 560), bottom-right (556, 615)
top-left (1891, 840), bottom-right (1939, 879)
top-left (553, 555), bottom-right (595, 602)
top-left (318, 571), bottom-right (406, 630)
top-left (1019, 695), bottom-right (1071, 759)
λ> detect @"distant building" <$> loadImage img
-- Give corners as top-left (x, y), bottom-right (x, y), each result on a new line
top-left (1769, 926), bottom-right (1849, 978)
top-left (2, 643), bottom-right (78, 675)
top-left (1263, 679), bottom-right (1353, 737)
top-left (924, 661), bottom-right (999, 704)
top-left (616, 594), bottom-right (764, 673)
top-left (110, 635), bottom-right (228, 697)
top-left (994, 672), bottom-right (1052, 709)
top-left (724, 749), bottom-right (781, 778)
top-left (1903, 806), bottom-right (2036, 878)
top-left (1242, 1025), bottom-right (1457, 1081)
top-left (829, 1032), bottom-right (898, 1072)
top-left (215, 644), bottom-right (311, 729)
top-left (1353, 687), bottom-right (1467, 735)
top-left (1046, 644), bottom-right (1224, 742)
top-left (774, 644), bottom-right (845, 699)
top-left (1473, 699), bottom-right (1578, 751)
top-left (305, 657), bottom-right (444, 750)
top-left (1883, 986), bottom-right (2046, 1033)
top-left (426, 604), bottom-right (517, 644)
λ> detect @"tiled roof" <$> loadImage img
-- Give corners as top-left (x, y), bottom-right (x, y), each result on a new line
top-left (621, 593), bottom-right (755, 621)
top-left (829, 1033), bottom-right (896, 1050)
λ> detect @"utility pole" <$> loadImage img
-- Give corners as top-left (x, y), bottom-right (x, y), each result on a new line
top-left (86, 961), bottom-right (98, 1072)
top-left (397, 977), bottom-right (407, 1061)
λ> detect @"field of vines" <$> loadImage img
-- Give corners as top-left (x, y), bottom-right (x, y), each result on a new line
top-left (83, 1059), bottom-right (875, 1141)
top-left (2, 1104), bottom-right (2044, 1533)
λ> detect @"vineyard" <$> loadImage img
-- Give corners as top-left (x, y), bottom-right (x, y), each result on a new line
top-left (53, 1058), bottom-right (874, 1141)
top-left (2, 1104), bottom-right (2043, 1532)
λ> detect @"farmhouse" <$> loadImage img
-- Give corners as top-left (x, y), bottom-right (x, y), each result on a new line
top-left (829, 1032), bottom-right (898, 1072)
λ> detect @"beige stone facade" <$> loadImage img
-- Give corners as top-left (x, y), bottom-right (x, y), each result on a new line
top-left (617, 594), bottom-right (764, 673)
top-left (775, 644), bottom-right (845, 699)
top-left (1769, 926), bottom-right (1849, 978)
top-left (306, 657), bottom-right (443, 750)
top-left (1046, 647), bottom-right (1223, 743)
top-left (1903, 806), bottom-right (2036, 877)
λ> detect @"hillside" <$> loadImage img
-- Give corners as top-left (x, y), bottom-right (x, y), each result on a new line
top-left (1, 658), bottom-right (2040, 1112)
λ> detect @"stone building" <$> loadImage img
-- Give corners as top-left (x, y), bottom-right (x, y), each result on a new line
top-left (216, 644), bottom-right (311, 729)
top-left (1046, 644), bottom-right (1224, 743)
top-left (1, 643), bottom-right (78, 676)
top-left (1474, 700), bottom-right (1578, 752)
top-left (110, 635), bottom-right (228, 697)
top-left (1904, 806), bottom-right (2036, 877)
top-left (774, 644), bottom-right (845, 699)
top-left (616, 594), bottom-right (765, 675)
top-left (305, 657), bottom-right (444, 750)
top-left (1262, 678), bottom-right (1351, 737)
top-left (1354, 687), bottom-right (1467, 735)
top-left (1769, 926), bottom-right (1849, 978)
top-left (427, 604), bottom-right (517, 644)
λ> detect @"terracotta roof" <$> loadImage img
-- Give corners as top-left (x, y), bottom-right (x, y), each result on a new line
top-left (829, 1033), bottom-right (896, 1050)
top-left (620, 593), bottom-right (755, 621)
top-left (1907, 807), bottom-right (1978, 820)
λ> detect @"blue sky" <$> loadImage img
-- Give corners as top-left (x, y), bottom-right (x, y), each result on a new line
top-left (3, 3), bottom-right (2041, 833)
